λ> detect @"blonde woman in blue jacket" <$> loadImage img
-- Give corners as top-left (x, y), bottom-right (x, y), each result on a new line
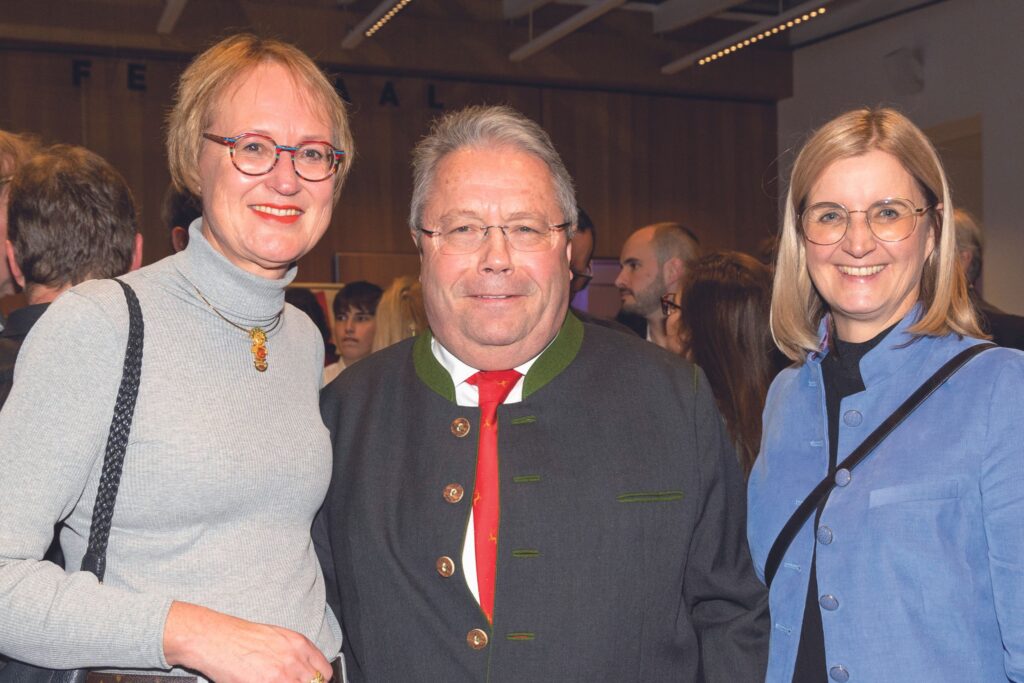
top-left (748, 107), bottom-right (1024, 682)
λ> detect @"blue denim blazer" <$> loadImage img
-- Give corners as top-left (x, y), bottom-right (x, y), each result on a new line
top-left (748, 309), bottom-right (1024, 682)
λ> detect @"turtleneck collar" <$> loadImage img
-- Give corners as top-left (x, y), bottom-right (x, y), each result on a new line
top-left (173, 219), bottom-right (296, 324)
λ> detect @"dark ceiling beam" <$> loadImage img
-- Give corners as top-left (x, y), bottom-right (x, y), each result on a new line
top-left (156, 0), bottom-right (188, 35)
top-left (509, 0), bottom-right (626, 62)
top-left (653, 0), bottom-right (746, 33)
top-left (502, 0), bottom-right (554, 19)
top-left (0, 1), bottom-right (791, 102)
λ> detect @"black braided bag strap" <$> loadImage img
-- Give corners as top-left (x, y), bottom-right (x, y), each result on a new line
top-left (79, 279), bottom-right (144, 582)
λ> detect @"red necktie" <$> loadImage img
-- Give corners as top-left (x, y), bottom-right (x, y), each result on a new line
top-left (466, 369), bottom-right (521, 624)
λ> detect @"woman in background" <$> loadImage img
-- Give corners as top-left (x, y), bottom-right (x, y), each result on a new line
top-left (663, 250), bottom-right (783, 477)
top-left (323, 280), bottom-right (382, 384)
top-left (372, 274), bottom-right (428, 351)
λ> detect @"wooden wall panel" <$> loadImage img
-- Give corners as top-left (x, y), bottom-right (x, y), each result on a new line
top-left (645, 97), bottom-right (778, 256)
top-left (1, 46), bottom-right (778, 316)
top-left (309, 74), bottom-right (545, 275)
top-left (542, 90), bottom-right (777, 261)
top-left (0, 50), bottom-right (183, 267)
top-left (541, 90), bottom-right (652, 260)
top-left (332, 252), bottom-right (422, 288)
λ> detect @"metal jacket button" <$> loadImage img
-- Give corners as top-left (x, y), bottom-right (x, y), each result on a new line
top-left (819, 594), bottom-right (839, 611)
top-left (443, 483), bottom-right (464, 503)
top-left (436, 556), bottom-right (455, 577)
top-left (843, 410), bottom-right (862, 427)
top-left (467, 628), bottom-right (489, 650)
top-left (816, 526), bottom-right (834, 545)
top-left (451, 417), bottom-right (471, 437)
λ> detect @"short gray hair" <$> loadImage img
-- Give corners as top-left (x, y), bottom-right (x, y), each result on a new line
top-left (409, 105), bottom-right (577, 244)
top-left (649, 222), bottom-right (701, 267)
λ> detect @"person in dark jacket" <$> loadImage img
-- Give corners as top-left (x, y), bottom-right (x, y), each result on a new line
top-left (953, 208), bottom-right (1024, 350)
top-left (316, 104), bottom-right (768, 682)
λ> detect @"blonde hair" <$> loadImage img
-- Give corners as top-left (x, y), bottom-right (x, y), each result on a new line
top-left (0, 130), bottom-right (35, 180)
top-left (771, 107), bottom-right (982, 361)
top-left (372, 275), bottom-right (429, 351)
top-left (166, 34), bottom-right (353, 202)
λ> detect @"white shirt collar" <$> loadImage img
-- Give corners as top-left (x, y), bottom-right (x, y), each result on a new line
top-left (430, 336), bottom-right (547, 407)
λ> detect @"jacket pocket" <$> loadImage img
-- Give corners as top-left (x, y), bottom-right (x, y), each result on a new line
top-left (868, 479), bottom-right (959, 508)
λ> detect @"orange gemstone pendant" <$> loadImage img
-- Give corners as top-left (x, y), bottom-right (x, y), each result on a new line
top-left (249, 327), bottom-right (269, 372)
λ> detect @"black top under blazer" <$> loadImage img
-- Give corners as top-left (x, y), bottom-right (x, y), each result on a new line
top-left (316, 314), bottom-right (769, 682)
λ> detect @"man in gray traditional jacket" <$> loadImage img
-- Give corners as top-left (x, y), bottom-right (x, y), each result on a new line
top-left (316, 104), bottom-right (768, 682)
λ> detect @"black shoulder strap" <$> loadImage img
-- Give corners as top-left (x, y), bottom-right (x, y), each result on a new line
top-left (763, 342), bottom-right (997, 589)
top-left (80, 279), bottom-right (144, 581)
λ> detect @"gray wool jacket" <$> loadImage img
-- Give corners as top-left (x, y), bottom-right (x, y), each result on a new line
top-left (316, 313), bottom-right (768, 682)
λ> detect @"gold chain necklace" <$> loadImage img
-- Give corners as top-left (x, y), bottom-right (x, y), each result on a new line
top-left (192, 285), bottom-right (283, 372)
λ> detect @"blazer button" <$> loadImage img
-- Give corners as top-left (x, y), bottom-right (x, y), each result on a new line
top-left (443, 483), bottom-right (465, 503)
top-left (436, 556), bottom-right (455, 577)
top-left (834, 468), bottom-right (852, 487)
top-left (818, 594), bottom-right (839, 611)
top-left (829, 665), bottom-right (850, 682)
top-left (451, 417), bottom-right (471, 438)
top-left (843, 409), bottom-right (862, 427)
top-left (467, 628), bottom-right (489, 650)
top-left (816, 526), bottom-right (834, 545)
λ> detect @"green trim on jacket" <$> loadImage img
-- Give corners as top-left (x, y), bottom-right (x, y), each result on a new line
top-left (413, 312), bottom-right (584, 401)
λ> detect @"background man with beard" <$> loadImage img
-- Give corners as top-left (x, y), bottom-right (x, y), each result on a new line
top-left (316, 105), bottom-right (767, 681)
top-left (569, 207), bottom-right (638, 336)
top-left (615, 221), bottom-right (700, 348)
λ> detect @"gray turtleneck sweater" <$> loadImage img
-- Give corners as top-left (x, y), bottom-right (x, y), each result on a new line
top-left (0, 224), bottom-right (341, 673)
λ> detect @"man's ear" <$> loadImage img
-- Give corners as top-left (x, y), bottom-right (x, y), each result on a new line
top-left (565, 239), bottom-right (573, 281)
top-left (130, 233), bottom-right (144, 272)
top-left (662, 256), bottom-right (685, 288)
top-left (5, 240), bottom-right (25, 289)
top-left (170, 226), bottom-right (188, 253)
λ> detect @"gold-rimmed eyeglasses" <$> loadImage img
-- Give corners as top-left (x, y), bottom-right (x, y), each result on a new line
top-left (799, 197), bottom-right (932, 246)
top-left (419, 221), bottom-right (570, 255)
top-left (202, 132), bottom-right (345, 182)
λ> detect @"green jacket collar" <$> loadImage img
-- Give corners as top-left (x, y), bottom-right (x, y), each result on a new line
top-left (413, 312), bottom-right (584, 402)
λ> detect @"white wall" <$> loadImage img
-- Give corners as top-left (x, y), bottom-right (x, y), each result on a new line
top-left (778, 0), bottom-right (1024, 314)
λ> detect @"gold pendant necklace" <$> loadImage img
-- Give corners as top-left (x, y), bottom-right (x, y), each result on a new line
top-left (192, 285), bottom-right (283, 372)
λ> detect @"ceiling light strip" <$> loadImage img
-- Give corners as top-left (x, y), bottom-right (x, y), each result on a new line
top-left (660, 0), bottom-right (832, 75)
top-left (341, 0), bottom-right (414, 49)
top-left (366, 0), bottom-right (414, 38)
